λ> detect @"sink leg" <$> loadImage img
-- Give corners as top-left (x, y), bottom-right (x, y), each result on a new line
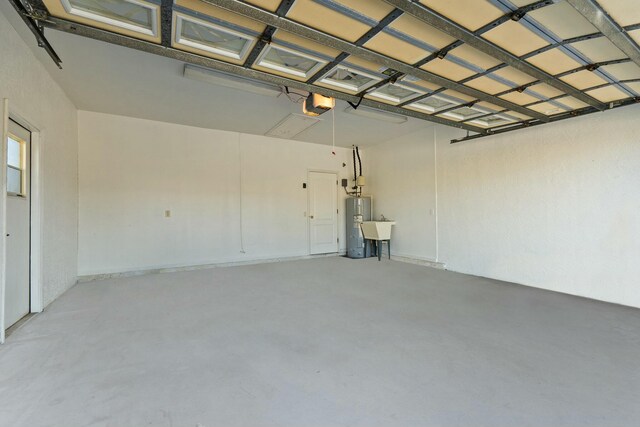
top-left (388, 240), bottom-right (391, 259)
top-left (378, 241), bottom-right (381, 261)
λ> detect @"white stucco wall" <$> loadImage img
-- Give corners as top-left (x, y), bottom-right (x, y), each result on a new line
top-left (77, 111), bottom-right (354, 275)
top-left (0, 10), bottom-right (78, 306)
top-left (366, 127), bottom-right (438, 262)
top-left (368, 105), bottom-right (640, 308)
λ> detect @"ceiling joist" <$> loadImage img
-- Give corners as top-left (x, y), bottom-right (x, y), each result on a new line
top-left (382, 0), bottom-right (608, 111)
top-left (9, 0), bottom-right (640, 143)
top-left (242, 0), bottom-right (295, 68)
top-left (202, 0), bottom-right (550, 122)
top-left (566, 0), bottom-right (640, 69)
top-left (38, 15), bottom-right (488, 134)
top-left (306, 8), bottom-right (404, 84)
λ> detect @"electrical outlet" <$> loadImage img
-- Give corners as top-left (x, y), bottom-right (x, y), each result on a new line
top-left (165, 210), bottom-right (171, 218)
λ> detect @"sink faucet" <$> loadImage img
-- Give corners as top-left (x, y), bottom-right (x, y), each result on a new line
top-left (380, 214), bottom-right (387, 221)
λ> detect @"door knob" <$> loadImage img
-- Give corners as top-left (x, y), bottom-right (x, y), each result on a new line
top-left (5, 234), bottom-right (9, 237)
top-left (310, 215), bottom-right (314, 219)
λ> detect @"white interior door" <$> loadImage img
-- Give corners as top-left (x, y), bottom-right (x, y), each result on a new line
top-left (309, 171), bottom-right (338, 255)
top-left (5, 119), bottom-right (30, 328)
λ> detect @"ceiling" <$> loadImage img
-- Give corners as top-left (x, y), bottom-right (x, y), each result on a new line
top-left (5, 0), bottom-right (640, 143)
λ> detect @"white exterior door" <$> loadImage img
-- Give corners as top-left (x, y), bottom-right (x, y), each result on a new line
top-left (5, 119), bottom-right (30, 328)
top-left (308, 171), bottom-right (338, 255)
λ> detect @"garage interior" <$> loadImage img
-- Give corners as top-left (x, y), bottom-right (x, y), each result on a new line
top-left (0, 0), bottom-right (639, 426)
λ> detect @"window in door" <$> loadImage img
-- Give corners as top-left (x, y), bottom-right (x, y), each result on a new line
top-left (7, 134), bottom-right (26, 197)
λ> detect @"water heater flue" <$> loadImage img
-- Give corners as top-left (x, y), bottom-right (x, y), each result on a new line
top-left (346, 145), bottom-right (366, 197)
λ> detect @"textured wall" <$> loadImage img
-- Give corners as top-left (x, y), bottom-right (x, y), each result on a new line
top-left (366, 127), bottom-right (438, 261)
top-left (0, 11), bottom-right (79, 306)
top-left (77, 111), bottom-right (354, 275)
top-left (368, 105), bottom-right (640, 308)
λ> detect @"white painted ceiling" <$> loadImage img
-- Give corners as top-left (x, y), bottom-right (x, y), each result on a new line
top-left (0, 3), bottom-right (432, 148)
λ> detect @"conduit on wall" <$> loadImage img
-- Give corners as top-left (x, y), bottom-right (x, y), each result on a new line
top-left (434, 125), bottom-right (439, 263)
top-left (237, 133), bottom-right (245, 254)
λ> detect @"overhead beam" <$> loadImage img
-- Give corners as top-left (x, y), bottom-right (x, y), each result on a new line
top-left (566, 0), bottom-right (640, 69)
top-left (38, 16), bottom-right (487, 134)
top-left (523, 22), bottom-right (640, 60)
top-left (398, 1), bottom-right (559, 108)
top-left (310, 0), bottom-right (556, 106)
top-left (201, 0), bottom-right (550, 122)
top-left (243, 0), bottom-right (295, 67)
top-left (382, 0), bottom-right (607, 111)
top-left (160, 0), bottom-right (172, 47)
top-left (306, 8), bottom-right (404, 84)
top-left (489, 58), bottom-right (632, 99)
top-left (439, 21), bottom-right (640, 98)
top-left (415, 0), bottom-right (555, 69)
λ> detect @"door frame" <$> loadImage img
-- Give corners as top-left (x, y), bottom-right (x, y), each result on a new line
top-left (0, 100), bottom-right (44, 343)
top-left (307, 169), bottom-right (339, 255)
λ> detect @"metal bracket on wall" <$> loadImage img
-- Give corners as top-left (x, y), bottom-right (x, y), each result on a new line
top-left (9, 0), bottom-right (62, 69)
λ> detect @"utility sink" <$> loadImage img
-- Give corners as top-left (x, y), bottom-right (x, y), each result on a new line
top-left (361, 221), bottom-right (396, 240)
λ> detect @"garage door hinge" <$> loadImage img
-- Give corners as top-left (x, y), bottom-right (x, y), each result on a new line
top-left (22, 9), bottom-right (49, 21)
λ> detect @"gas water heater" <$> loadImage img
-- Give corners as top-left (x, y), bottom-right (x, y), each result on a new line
top-left (346, 196), bottom-right (372, 259)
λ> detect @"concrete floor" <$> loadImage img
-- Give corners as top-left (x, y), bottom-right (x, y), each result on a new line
top-left (1, 257), bottom-right (639, 427)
